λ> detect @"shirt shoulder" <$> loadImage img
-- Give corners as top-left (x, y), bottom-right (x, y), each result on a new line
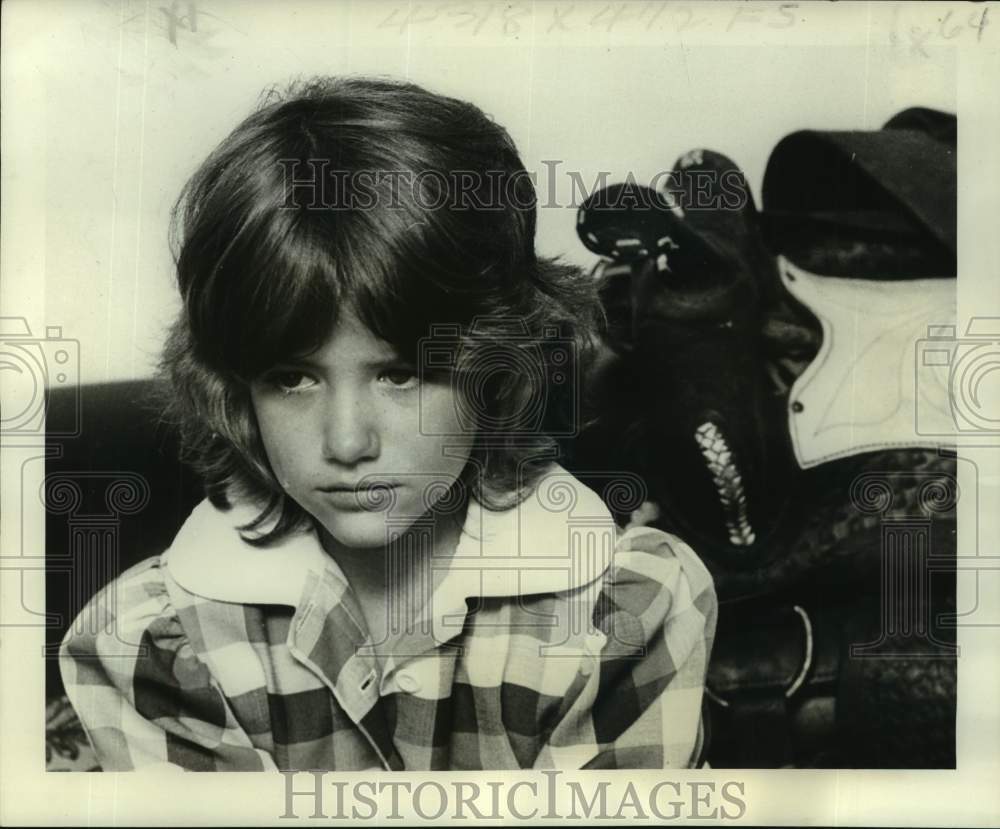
top-left (59, 554), bottom-right (186, 663)
top-left (612, 525), bottom-right (715, 606)
top-left (593, 526), bottom-right (717, 655)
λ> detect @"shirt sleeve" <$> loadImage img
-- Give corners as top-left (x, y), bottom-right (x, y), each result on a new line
top-left (532, 526), bottom-right (717, 769)
top-left (58, 557), bottom-right (275, 772)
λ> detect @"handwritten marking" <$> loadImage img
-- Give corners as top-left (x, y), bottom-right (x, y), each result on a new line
top-left (369, 1), bottom-right (801, 37)
top-left (160, 0), bottom-right (199, 46)
top-left (449, 4), bottom-right (494, 36)
top-left (892, 5), bottom-right (991, 54)
top-left (547, 4), bottom-right (574, 34)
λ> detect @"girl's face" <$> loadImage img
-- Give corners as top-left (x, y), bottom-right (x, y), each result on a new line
top-left (250, 309), bottom-right (474, 550)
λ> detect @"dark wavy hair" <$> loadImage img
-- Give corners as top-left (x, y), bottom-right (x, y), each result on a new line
top-left (160, 75), bottom-right (602, 544)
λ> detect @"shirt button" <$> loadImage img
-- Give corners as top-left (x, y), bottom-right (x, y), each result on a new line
top-left (396, 672), bottom-right (421, 694)
top-left (584, 631), bottom-right (608, 655)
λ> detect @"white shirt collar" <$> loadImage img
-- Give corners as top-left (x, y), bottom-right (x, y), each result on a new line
top-left (164, 464), bottom-right (617, 608)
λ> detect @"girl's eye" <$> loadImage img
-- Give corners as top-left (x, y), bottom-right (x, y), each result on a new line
top-left (379, 366), bottom-right (418, 388)
top-left (267, 370), bottom-right (317, 394)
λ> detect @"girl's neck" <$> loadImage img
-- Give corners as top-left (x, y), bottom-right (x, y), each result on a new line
top-left (318, 501), bottom-right (469, 664)
top-left (317, 500), bottom-right (468, 601)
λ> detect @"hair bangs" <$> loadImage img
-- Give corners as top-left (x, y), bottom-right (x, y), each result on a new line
top-left (184, 202), bottom-right (338, 378)
top-left (337, 201), bottom-right (489, 361)
top-left (196, 195), bottom-right (476, 379)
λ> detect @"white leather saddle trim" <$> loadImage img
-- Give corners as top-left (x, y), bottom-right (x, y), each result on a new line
top-left (780, 256), bottom-right (957, 468)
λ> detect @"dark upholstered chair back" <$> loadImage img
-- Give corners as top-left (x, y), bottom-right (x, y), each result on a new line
top-left (45, 380), bottom-right (203, 696)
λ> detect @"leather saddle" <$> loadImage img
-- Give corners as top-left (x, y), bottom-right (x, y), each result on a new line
top-left (567, 108), bottom-right (958, 768)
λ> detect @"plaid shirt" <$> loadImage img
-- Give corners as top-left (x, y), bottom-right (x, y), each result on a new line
top-left (60, 468), bottom-right (717, 771)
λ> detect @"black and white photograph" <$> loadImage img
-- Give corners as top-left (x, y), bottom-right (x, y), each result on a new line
top-left (1, 0), bottom-right (998, 824)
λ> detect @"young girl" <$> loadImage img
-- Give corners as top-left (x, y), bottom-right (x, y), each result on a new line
top-left (59, 76), bottom-right (716, 771)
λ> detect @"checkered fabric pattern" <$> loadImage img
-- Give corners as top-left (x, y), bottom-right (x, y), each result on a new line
top-left (60, 489), bottom-right (716, 772)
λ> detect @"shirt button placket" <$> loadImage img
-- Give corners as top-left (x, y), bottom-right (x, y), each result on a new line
top-left (580, 630), bottom-right (607, 677)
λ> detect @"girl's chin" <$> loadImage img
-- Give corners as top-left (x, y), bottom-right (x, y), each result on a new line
top-left (314, 509), bottom-right (428, 551)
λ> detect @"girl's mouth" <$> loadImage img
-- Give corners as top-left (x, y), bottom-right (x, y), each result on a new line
top-left (318, 482), bottom-right (400, 492)
top-left (317, 483), bottom-right (401, 510)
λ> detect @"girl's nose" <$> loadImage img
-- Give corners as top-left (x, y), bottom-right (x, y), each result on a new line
top-left (321, 389), bottom-right (379, 465)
